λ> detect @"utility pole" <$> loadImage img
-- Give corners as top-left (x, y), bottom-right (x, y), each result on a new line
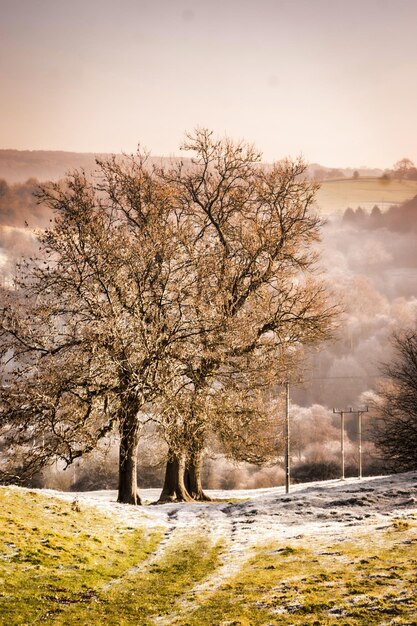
top-left (284, 381), bottom-right (290, 494)
top-left (357, 406), bottom-right (369, 479)
top-left (332, 407), bottom-right (354, 480)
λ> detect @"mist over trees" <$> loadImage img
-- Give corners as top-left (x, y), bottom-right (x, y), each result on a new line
top-left (295, 192), bottom-right (417, 406)
top-left (0, 130), bottom-right (336, 502)
top-left (0, 178), bottom-right (51, 276)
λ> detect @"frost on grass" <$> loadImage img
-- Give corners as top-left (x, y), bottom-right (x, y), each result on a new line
top-left (1, 472), bottom-right (417, 625)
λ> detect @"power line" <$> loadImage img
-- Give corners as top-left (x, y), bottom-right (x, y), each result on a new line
top-left (303, 374), bottom-right (381, 382)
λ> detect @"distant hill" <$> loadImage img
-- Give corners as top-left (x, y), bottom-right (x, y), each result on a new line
top-left (315, 176), bottom-right (417, 214)
top-left (0, 150), bottom-right (186, 184)
top-left (2, 150), bottom-right (415, 216)
top-left (308, 163), bottom-right (384, 181)
top-left (0, 150), bottom-right (108, 183)
top-left (0, 149), bottom-right (384, 185)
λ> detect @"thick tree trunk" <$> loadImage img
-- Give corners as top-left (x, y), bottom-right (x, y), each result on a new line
top-left (157, 450), bottom-right (192, 503)
top-left (184, 451), bottom-right (211, 501)
top-left (117, 405), bottom-right (141, 505)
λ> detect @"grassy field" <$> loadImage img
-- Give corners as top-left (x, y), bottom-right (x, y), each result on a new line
top-left (180, 522), bottom-right (417, 625)
top-left (0, 487), bottom-right (222, 625)
top-left (1, 485), bottom-right (417, 625)
top-left (315, 177), bottom-right (417, 215)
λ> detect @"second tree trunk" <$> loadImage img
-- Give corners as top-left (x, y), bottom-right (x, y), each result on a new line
top-left (158, 450), bottom-right (192, 503)
top-left (184, 451), bottom-right (211, 501)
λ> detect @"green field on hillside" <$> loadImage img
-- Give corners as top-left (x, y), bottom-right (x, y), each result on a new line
top-left (1, 487), bottom-right (417, 625)
top-left (315, 177), bottom-right (417, 215)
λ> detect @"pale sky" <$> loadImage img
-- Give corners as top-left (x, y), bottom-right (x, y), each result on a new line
top-left (1, 0), bottom-right (416, 168)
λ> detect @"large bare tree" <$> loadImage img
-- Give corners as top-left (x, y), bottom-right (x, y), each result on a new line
top-left (154, 129), bottom-right (336, 501)
top-left (0, 156), bottom-right (192, 503)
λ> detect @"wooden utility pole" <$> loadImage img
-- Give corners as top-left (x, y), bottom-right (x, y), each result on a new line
top-left (332, 407), bottom-right (354, 480)
top-left (357, 407), bottom-right (369, 479)
top-left (284, 381), bottom-right (290, 494)
top-left (332, 407), bottom-right (369, 480)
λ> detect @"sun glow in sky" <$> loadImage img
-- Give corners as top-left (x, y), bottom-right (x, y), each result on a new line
top-left (1, 0), bottom-right (416, 168)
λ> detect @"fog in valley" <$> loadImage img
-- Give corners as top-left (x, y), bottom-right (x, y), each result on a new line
top-left (296, 197), bottom-right (417, 407)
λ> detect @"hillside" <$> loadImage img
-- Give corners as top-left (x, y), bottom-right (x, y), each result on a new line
top-left (1, 473), bottom-right (417, 624)
top-left (315, 176), bottom-right (417, 214)
top-left (2, 150), bottom-right (416, 217)
top-left (0, 150), bottom-right (383, 185)
top-left (0, 150), bottom-right (184, 184)
top-left (0, 150), bottom-right (107, 184)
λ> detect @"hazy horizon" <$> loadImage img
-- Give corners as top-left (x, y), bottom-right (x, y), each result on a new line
top-left (1, 0), bottom-right (417, 169)
top-left (0, 146), bottom-right (390, 172)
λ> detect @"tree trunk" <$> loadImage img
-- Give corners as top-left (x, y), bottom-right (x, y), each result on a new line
top-left (117, 405), bottom-right (141, 505)
top-left (184, 450), bottom-right (211, 501)
top-left (157, 450), bottom-right (192, 503)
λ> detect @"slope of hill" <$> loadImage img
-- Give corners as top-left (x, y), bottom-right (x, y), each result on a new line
top-left (2, 150), bottom-right (417, 219)
top-left (2, 472), bottom-right (417, 624)
top-left (0, 150), bottom-right (107, 183)
top-left (315, 176), bottom-right (417, 214)
top-left (0, 150), bottom-right (186, 184)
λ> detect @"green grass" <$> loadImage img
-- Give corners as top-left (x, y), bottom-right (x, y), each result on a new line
top-left (315, 176), bottom-right (417, 214)
top-left (179, 517), bottom-right (417, 625)
top-left (0, 487), bottom-right (222, 625)
top-left (2, 486), bottom-right (417, 625)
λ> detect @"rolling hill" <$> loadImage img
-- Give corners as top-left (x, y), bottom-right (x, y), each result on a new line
top-left (2, 150), bottom-right (417, 218)
top-left (315, 176), bottom-right (417, 214)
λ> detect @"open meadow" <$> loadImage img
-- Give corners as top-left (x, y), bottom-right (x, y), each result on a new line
top-left (1, 473), bottom-right (417, 625)
top-left (315, 177), bottom-right (417, 214)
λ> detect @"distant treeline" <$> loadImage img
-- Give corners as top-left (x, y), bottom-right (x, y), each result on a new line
top-left (343, 195), bottom-right (417, 233)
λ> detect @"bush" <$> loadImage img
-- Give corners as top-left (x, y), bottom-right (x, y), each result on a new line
top-left (292, 461), bottom-right (352, 483)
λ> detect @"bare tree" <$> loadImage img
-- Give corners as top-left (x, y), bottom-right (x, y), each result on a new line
top-left (393, 158), bottom-right (415, 181)
top-left (373, 328), bottom-right (417, 472)
top-left (0, 157), bottom-right (191, 504)
top-left (155, 129), bottom-right (337, 501)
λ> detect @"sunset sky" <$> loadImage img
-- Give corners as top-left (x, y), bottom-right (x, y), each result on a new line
top-left (1, 0), bottom-right (416, 168)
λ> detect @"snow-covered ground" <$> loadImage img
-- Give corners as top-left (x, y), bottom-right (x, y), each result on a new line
top-left (46, 471), bottom-right (417, 537)
top-left (16, 472), bottom-right (417, 624)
